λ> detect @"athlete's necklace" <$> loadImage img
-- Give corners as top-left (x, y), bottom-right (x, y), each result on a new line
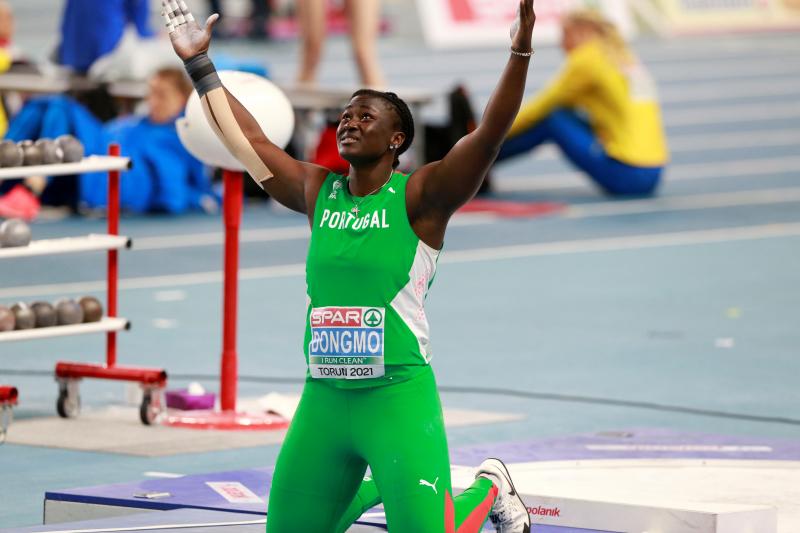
top-left (349, 170), bottom-right (393, 215)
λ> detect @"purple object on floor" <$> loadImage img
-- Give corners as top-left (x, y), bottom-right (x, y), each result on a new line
top-left (165, 389), bottom-right (217, 411)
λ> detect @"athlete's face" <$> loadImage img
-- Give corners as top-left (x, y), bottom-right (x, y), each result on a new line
top-left (337, 96), bottom-right (404, 166)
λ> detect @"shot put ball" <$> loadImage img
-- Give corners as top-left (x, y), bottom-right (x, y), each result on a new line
top-left (0, 305), bottom-right (15, 332)
top-left (0, 218), bottom-right (32, 247)
top-left (11, 302), bottom-right (36, 330)
top-left (55, 298), bottom-right (84, 325)
top-left (0, 140), bottom-right (24, 167)
top-left (34, 138), bottom-right (65, 164)
top-left (31, 301), bottom-right (57, 328)
top-left (79, 296), bottom-right (103, 323)
top-left (55, 134), bottom-right (84, 163)
top-left (18, 140), bottom-right (44, 166)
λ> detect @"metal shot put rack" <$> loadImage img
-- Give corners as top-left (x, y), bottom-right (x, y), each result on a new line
top-left (0, 145), bottom-right (167, 426)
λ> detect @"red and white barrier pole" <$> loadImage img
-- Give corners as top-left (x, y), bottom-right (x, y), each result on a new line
top-left (106, 143), bottom-right (120, 368)
top-left (220, 170), bottom-right (243, 412)
top-left (164, 168), bottom-right (287, 431)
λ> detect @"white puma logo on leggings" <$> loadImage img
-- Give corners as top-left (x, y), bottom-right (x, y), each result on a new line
top-left (419, 477), bottom-right (439, 495)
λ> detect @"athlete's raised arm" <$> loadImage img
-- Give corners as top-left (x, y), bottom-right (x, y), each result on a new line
top-left (407, 0), bottom-right (535, 243)
top-left (162, 0), bottom-right (327, 216)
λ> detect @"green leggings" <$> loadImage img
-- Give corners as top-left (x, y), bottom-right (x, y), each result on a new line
top-left (266, 367), bottom-right (497, 532)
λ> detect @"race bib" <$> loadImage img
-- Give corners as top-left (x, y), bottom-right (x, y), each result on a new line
top-left (308, 306), bottom-right (385, 379)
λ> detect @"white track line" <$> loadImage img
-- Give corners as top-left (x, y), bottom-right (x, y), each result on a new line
top-left (439, 222), bottom-right (800, 264)
top-left (124, 186), bottom-right (800, 251)
top-left (636, 42), bottom-right (800, 62)
top-left (0, 264), bottom-right (306, 299)
top-left (118, 147), bottom-right (800, 256)
top-left (564, 188), bottom-right (800, 218)
top-left (660, 129), bottom-right (800, 151)
top-left (390, 63), bottom-right (800, 100)
top-left (496, 155), bottom-right (800, 192)
top-left (3, 223), bottom-right (800, 299)
top-left (133, 213), bottom-right (496, 251)
top-left (665, 102), bottom-right (800, 127)
top-left (633, 58), bottom-right (797, 83)
top-left (666, 156), bottom-right (800, 180)
top-left (320, 49), bottom-right (800, 83)
top-left (289, 32), bottom-right (800, 65)
top-left (476, 75), bottom-right (800, 105)
top-left (134, 226), bottom-right (309, 250)
top-left (659, 79), bottom-right (800, 104)
top-left (528, 128), bottom-right (800, 161)
top-left (469, 100), bottom-right (800, 129)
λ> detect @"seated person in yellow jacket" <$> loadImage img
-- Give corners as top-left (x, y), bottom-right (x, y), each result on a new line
top-left (495, 9), bottom-right (669, 196)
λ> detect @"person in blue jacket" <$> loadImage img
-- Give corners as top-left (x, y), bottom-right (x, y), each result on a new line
top-left (57, 0), bottom-right (153, 73)
top-left (83, 67), bottom-right (217, 214)
top-left (1, 68), bottom-right (216, 216)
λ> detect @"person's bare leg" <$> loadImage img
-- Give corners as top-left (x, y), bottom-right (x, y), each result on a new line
top-left (344, 0), bottom-right (385, 87)
top-left (296, 0), bottom-right (326, 84)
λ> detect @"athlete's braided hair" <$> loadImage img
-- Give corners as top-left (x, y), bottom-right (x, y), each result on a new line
top-left (351, 89), bottom-right (415, 168)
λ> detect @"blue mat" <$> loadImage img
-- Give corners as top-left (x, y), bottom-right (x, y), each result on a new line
top-left (1, 508), bottom-right (384, 533)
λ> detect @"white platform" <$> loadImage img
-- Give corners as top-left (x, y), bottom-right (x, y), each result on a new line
top-left (452, 459), bottom-right (794, 532)
top-left (36, 459), bottom-right (790, 532)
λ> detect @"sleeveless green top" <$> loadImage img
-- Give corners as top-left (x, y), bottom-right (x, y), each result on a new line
top-left (304, 171), bottom-right (439, 388)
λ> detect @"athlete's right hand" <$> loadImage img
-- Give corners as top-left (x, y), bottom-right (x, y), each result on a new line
top-left (161, 0), bottom-right (219, 61)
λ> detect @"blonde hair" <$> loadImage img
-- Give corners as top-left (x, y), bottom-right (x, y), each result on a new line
top-left (563, 9), bottom-right (634, 66)
top-left (153, 67), bottom-right (193, 98)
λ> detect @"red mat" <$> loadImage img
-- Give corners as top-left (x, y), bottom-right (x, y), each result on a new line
top-left (459, 198), bottom-right (566, 218)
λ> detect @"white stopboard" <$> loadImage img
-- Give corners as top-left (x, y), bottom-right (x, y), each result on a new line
top-left (450, 460), bottom-right (788, 533)
top-left (414, 0), bottom-right (636, 49)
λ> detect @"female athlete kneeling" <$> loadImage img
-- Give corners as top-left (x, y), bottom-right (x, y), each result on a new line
top-left (163, 0), bottom-right (535, 530)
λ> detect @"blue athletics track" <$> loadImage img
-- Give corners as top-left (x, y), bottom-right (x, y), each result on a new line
top-left (1, 4), bottom-right (799, 532)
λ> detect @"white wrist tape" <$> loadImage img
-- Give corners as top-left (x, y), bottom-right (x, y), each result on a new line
top-left (201, 88), bottom-right (273, 185)
top-left (185, 53), bottom-right (273, 185)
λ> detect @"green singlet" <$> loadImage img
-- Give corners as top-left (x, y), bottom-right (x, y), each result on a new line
top-left (266, 172), bottom-right (497, 533)
top-left (304, 171), bottom-right (438, 386)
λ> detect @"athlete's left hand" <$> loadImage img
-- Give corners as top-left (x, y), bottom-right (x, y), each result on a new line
top-left (510, 0), bottom-right (535, 53)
